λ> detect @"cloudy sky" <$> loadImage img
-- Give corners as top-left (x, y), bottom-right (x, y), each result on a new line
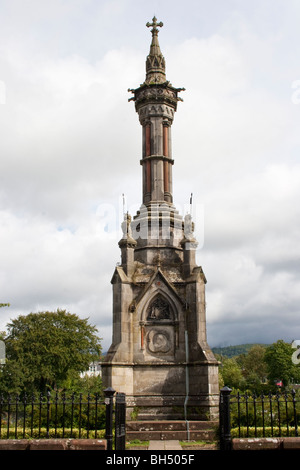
top-left (0, 0), bottom-right (300, 351)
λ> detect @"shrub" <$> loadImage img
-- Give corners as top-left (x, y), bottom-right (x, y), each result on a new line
top-left (231, 426), bottom-right (299, 438)
top-left (0, 427), bottom-right (106, 439)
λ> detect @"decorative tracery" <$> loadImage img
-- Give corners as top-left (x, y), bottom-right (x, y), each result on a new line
top-left (147, 296), bottom-right (171, 320)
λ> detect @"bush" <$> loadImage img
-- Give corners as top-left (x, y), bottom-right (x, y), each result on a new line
top-left (0, 427), bottom-right (106, 439)
top-left (231, 426), bottom-right (299, 438)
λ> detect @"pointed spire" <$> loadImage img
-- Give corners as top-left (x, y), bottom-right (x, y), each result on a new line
top-left (145, 16), bottom-right (166, 84)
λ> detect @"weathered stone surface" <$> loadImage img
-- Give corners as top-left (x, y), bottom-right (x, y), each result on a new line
top-left (0, 439), bottom-right (107, 451)
top-left (233, 437), bottom-right (300, 451)
top-left (232, 438), bottom-right (281, 450)
top-left (0, 439), bottom-right (30, 450)
top-left (29, 439), bottom-right (69, 450)
top-left (126, 420), bottom-right (218, 441)
top-left (103, 18), bottom-right (219, 421)
top-left (282, 438), bottom-right (300, 450)
top-left (68, 439), bottom-right (106, 451)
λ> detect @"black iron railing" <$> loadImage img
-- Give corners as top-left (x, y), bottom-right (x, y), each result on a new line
top-left (219, 387), bottom-right (300, 450)
top-left (115, 392), bottom-right (126, 451)
top-left (0, 388), bottom-right (126, 450)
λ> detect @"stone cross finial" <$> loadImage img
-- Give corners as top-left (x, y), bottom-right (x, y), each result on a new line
top-left (146, 16), bottom-right (163, 34)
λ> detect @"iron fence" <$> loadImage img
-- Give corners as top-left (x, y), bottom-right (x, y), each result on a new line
top-left (0, 388), bottom-right (126, 450)
top-left (219, 386), bottom-right (300, 450)
top-left (115, 393), bottom-right (126, 451)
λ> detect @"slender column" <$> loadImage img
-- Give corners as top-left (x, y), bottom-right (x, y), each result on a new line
top-left (145, 123), bottom-right (151, 156)
top-left (163, 122), bottom-right (171, 200)
top-left (152, 117), bottom-right (163, 155)
top-left (144, 123), bottom-right (151, 200)
top-left (146, 161), bottom-right (151, 194)
top-left (151, 158), bottom-right (164, 201)
top-left (168, 124), bottom-right (172, 159)
top-left (141, 325), bottom-right (145, 349)
top-left (164, 161), bottom-right (169, 193)
top-left (163, 122), bottom-right (169, 156)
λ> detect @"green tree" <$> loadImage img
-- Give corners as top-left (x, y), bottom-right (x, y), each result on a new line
top-left (0, 309), bottom-right (102, 393)
top-left (219, 357), bottom-right (245, 389)
top-left (264, 340), bottom-right (300, 387)
top-left (237, 344), bottom-right (268, 388)
top-left (62, 371), bottom-right (104, 395)
top-left (0, 359), bottom-right (26, 395)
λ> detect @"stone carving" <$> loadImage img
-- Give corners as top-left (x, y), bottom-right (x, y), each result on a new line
top-left (137, 88), bottom-right (176, 101)
top-left (147, 297), bottom-right (171, 320)
top-left (147, 328), bottom-right (171, 353)
top-left (121, 212), bottom-right (133, 238)
top-left (139, 103), bottom-right (174, 117)
top-left (183, 213), bottom-right (194, 240)
top-left (119, 212), bottom-right (137, 249)
top-left (146, 16), bottom-right (163, 33)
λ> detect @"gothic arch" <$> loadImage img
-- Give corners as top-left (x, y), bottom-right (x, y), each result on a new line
top-left (137, 287), bottom-right (182, 357)
top-left (139, 289), bottom-right (179, 323)
top-left (147, 295), bottom-right (171, 321)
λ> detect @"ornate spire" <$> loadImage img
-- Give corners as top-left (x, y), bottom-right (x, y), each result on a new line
top-left (128, 17), bottom-right (185, 207)
top-left (145, 16), bottom-right (166, 84)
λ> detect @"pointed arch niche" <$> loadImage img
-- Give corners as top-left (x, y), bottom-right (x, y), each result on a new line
top-left (139, 291), bottom-right (180, 359)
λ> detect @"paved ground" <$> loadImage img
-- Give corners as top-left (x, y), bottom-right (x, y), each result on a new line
top-left (147, 440), bottom-right (183, 450)
top-left (128, 440), bottom-right (219, 451)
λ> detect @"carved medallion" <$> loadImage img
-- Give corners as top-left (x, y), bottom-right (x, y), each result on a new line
top-left (147, 329), bottom-right (171, 353)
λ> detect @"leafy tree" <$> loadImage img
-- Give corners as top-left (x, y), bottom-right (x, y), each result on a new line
top-left (0, 359), bottom-right (26, 395)
top-left (0, 309), bottom-right (102, 393)
top-left (264, 340), bottom-right (300, 387)
top-left (218, 341), bottom-right (300, 392)
top-left (238, 345), bottom-right (268, 384)
top-left (219, 357), bottom-right (246, 390)
top-left (62, 371), bottom-right (104, 395)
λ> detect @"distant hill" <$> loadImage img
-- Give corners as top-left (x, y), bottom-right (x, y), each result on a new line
top-left (212, 343), bottom-right (269, 358)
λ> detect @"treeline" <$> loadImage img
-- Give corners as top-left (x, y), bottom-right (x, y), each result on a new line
top-left (217, 340), bottom-right (300, 393)
top-left (212, 343), bottom-right (269, 358)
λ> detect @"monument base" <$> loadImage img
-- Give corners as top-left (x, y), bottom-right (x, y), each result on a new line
top-left (101, 361), bottom-right (219, 421)
top-left (125, 393), bottom-right (219, 421)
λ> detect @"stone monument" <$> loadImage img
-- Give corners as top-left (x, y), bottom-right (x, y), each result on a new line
top-left (102, 17), bottom-right (219, 420)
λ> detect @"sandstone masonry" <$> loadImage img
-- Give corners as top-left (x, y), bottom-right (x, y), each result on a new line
top-left (102, 17), bottom-right (219, 421)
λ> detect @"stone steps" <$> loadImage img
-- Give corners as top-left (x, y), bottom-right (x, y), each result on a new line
top-left (126, 420), bottom-right (218, 441)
